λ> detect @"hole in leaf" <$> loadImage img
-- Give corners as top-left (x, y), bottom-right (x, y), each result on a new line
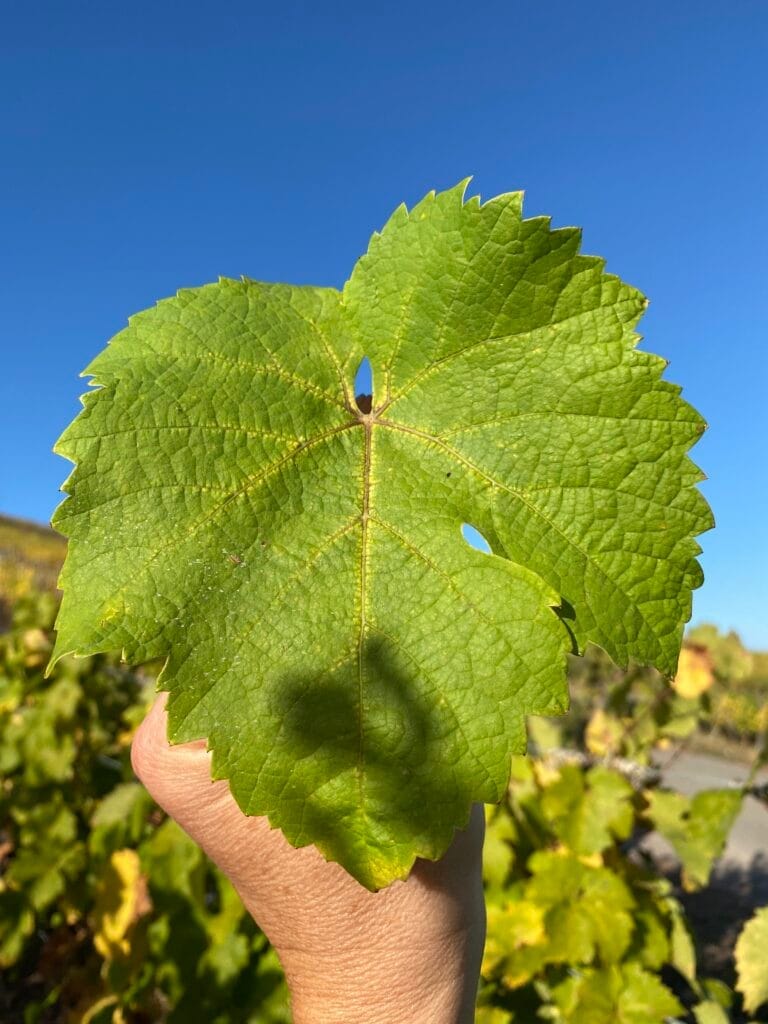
top-left (354, 356), bottom-right (373, 413)
top-left (461, 523), bottom-right (492, 554)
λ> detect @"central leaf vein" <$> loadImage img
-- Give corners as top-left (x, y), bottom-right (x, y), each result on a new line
top-left (356, 419), bottom-right (373, 805)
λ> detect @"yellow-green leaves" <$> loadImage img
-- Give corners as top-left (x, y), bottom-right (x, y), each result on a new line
top-left (93, 849), bottom-right (150, 960)
top-left (480, 756), bottom-right (702, 1017)
top-left (735, 905), bottom-right (768, 1015)
top-left (550, 963), bottom-right (684, 1024)
top-left (51, 182), bottom-right (711, 887)
top-left (539, 764), bottom-right (634, 855)
top-left (645, 788), bottom-right (743, 889)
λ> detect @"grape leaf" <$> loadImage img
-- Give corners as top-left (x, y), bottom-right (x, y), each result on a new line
top-left (668, 896), bottom-right (697, 983)
top-left (93, 848), bottom-right (149, 960)
top-left (482, 898), bottom-right (547, 988)
top-left (0, 890), bottom-right (35, 968)
top-left (693, 1002), bottom-right (731, 1024)
top-left (50, 181), bottom-right (711, 888)
top-left (539, 763), bottom-right (634, 855)
top-left (646, 788), bottom-right (742, 889)
top-left (550, 963), bottom-right (683, 1024)
top-left (525, 849), bottom-right (636, 965)
top-left (736, 905), bottom-right (768, 1014)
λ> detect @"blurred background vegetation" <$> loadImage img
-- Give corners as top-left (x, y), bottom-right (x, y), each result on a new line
top-left (2, 516), bottom-right (767, 1024)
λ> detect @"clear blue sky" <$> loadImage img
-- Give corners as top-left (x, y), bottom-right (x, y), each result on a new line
top-left (1, 2), bottom-right (766, 647)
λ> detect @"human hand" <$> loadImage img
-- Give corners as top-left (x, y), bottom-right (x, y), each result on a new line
top-left (131, 693), bottom-right (486, 1024)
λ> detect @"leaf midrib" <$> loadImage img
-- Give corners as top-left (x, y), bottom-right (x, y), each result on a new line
top-left (356, 418), bottom-right (372, 807)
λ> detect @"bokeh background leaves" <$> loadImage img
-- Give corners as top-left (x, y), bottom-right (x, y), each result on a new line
top-left (2, 585), bottom-right (768, 1022)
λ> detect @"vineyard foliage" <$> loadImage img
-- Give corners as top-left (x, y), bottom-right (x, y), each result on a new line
top-left (1, 591), bottom-right (767, 1022)
top-left (1, 594), bottom-right (291, 1024)
top-left (0, 516), bottom-right (65, 627)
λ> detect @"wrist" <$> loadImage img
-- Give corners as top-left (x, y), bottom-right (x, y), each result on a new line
top-left (280, 922), bottom-right (483, 1024)
top-left (244, 806), bottom-right (488, 1024)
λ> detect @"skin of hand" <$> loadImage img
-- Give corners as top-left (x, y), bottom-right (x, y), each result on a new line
top-left (131, 693), bottom-right (487, 1024)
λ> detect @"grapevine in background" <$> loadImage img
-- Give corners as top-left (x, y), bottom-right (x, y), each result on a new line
top-left (1, 592), bottom-right (767, 1022)
top-left (0, 593), bottom-right (291, 1023)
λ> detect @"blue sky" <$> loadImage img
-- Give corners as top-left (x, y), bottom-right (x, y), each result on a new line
top-left (1, 2), bottom-right (766, 647)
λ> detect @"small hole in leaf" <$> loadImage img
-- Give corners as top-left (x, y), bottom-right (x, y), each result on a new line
top-left (461, 523), bottom-right (492, 554)
top-left (354, 356), bottom-right (373, 413)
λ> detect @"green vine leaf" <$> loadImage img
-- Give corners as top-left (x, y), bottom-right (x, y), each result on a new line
top-left (50, 182), bottom-right (711, 888)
